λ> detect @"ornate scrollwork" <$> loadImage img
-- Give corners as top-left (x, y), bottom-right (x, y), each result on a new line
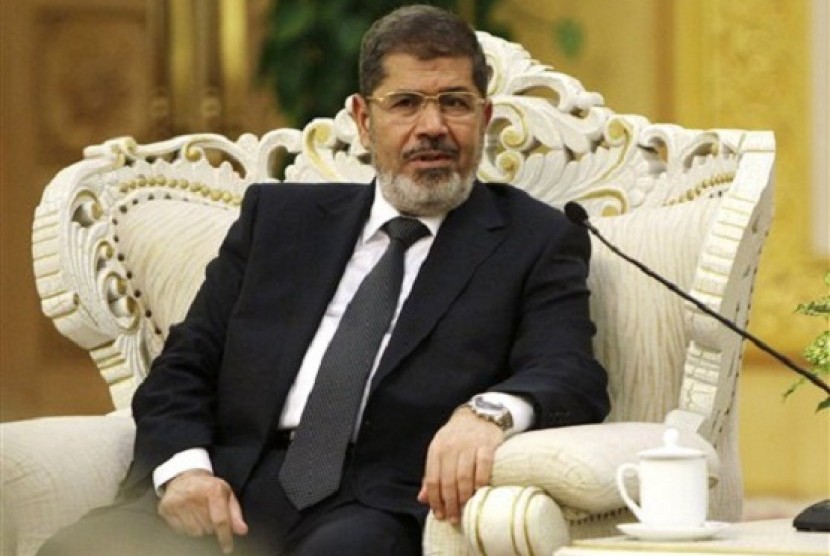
top-left (273, 32), bottom-right (745, 220)
top-left (34, 131), bottom-right (306, 408)
top-left (33, 29), bottom-right (775, 448)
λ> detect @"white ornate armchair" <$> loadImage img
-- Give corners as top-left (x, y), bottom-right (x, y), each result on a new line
top-left (2, 33), bottom-right (774, 556)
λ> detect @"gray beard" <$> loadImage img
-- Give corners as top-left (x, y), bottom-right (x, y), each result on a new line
top-left (377, 168), bottom-right (475, 217)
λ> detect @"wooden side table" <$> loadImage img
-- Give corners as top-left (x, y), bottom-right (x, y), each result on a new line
top-left (554, 519), bottom-right (829, 555)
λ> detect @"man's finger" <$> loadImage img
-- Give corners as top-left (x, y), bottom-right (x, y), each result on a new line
top-left (161, 502), bottom-right (207, 537)
top-left (422, 445), bottom-right (445, 520)
top-left (181, 512), bottom-right (209, 537)
top-left (163, 512), bottom-right (187, 536)
top-left (208, 488), bottom-right (235, 554)
top-left (474, 445), bottom-right (495, 490)
top-left (228, 492), bottom-right (249, 536)
top-left (417, 484), bottom-right (429, 504)
top-left (439, 452), bottom-right (460, 524)
top-left (455, 450), bottom-right (477, 507)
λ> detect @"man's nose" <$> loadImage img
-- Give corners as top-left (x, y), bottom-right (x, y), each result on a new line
top-left (413, 100), bottom-right (448, 135)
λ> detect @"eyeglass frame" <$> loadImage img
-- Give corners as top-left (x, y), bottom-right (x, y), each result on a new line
top-left (365, 90), bottom-right (488, 120)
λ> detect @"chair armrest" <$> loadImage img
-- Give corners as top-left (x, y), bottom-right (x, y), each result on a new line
top-left (423, 423), bottom-right (718, 556)
top-left (423, 486), bottom-right (566, 556)
top-left (491, 422), bottom-right (719, 515)
top-left (0, 415), bottom-right (135, 556)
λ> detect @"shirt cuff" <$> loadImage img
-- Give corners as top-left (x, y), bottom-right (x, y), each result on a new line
top-left (152, 448), bottom-right (213, 496)
top-left (478, 392), bottom-right (534, 438)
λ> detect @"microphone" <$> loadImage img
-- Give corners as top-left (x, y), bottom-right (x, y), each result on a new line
top-left (564, 201), bottom-right (830, 397)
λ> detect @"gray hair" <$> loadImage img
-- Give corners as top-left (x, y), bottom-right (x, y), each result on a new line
top-left (358, 4), bottom-right (489, 97)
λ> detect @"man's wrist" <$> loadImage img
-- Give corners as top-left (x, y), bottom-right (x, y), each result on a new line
top-left (463, 392), bottom-right (535, 438)
top-left (462, 394), bottom-right (514, 432)
top-left (165, 468), bottom-right (212, 487)
top-left (153, 448), bottom-right (213, 496)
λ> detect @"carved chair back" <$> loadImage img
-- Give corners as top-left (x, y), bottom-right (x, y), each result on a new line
top-left (34, 33), bottom-right (774, 458)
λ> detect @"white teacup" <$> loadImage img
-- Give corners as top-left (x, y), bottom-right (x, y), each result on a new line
top-left (616, 428), bottom-right (708, 529)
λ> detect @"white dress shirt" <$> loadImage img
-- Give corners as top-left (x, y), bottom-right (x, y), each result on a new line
top-left (153, 185), bottom-right (533, 492)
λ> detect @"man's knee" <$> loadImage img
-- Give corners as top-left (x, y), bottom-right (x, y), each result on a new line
top-left (296, 527), bottom-right (419, 556)
top-left (37, 528), bottom-right (88, 556)
top-left (36, 512), bottom-right (130, 556)
top-left (35, 502), bottom-right (212, 556)
top-left (292, 505), bottom-right (421, 556)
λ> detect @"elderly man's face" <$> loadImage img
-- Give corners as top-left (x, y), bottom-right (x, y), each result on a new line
top-left (353, 53), bottom-right (492, 216)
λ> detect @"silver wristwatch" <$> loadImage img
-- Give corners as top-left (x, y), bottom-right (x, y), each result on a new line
top-left (465, 394), bottom-right (514, 431)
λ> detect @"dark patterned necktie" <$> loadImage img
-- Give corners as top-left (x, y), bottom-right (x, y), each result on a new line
top-left (278, 216), bottom-right (430, 509)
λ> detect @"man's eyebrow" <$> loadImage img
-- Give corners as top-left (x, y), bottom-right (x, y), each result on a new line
top-left (389, 86), bottom-right (476, 94)
top-left (441, 86), bottom-right (477, 92)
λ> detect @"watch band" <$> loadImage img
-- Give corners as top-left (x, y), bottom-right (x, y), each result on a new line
top-left (464, 395), bottom-right (514, 431)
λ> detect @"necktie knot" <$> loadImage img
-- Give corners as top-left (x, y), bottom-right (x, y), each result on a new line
top-left (384, 217), bottom-right (430, 249)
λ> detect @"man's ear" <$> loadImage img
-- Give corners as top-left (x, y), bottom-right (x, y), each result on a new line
top-left (482, 99), bottom-right (494, 128)
top-left (352, 94), bottom-right (372, 149)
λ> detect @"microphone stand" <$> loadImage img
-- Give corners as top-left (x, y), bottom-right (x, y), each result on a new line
top-left (563, 202), bottom-right (830, 398)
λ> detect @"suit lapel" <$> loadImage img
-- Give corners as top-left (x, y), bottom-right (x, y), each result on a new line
top-left (248, 184), bottom-right (370, 432)
top-left (273, 184), bottom-right (375, 378)
top-left (369, 183), bottom-right (507, 392)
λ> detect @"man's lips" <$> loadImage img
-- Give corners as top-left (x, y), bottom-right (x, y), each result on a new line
top-left (408, 151), bottom-right (452, 161)
top-left (404, 147), bottom-right (458, 166)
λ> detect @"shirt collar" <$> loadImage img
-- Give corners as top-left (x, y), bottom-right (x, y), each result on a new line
top-left (361, 182), bottom-right (444, 244)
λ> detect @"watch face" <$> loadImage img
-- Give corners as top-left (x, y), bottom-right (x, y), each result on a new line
top-left (475, 397), bottom-right (504, 412)
top-left (468, 396), bottom-right (512, 431)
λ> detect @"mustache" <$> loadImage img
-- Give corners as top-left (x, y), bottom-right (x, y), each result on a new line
top-left (403, 139), bottom-right (459, 160)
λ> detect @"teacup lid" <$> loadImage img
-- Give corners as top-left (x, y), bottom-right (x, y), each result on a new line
top-left (639, 428), bottom-right (705, 459)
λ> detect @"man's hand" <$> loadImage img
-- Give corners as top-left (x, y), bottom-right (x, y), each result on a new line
top-left (158, 469), bottom-right (249, 554)
top-left (417, 406), bottom-right (505, 524)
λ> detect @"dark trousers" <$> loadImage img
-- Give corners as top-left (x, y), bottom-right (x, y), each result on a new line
top-left (37, 447), bottom-right (423, 556)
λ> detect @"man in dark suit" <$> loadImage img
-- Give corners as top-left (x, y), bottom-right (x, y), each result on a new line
top-left (39, 5), bottom-right (608, 556)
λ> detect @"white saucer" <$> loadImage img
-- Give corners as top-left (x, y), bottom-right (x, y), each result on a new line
top-left (617, 521), bottom-right (730, 541)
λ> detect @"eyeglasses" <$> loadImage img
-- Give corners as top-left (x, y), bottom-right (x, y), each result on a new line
top-left (367, 91), bottom-right (485, 119)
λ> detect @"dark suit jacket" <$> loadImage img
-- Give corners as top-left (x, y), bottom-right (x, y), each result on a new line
top-left (123, 180), bottom-right (609, 519)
